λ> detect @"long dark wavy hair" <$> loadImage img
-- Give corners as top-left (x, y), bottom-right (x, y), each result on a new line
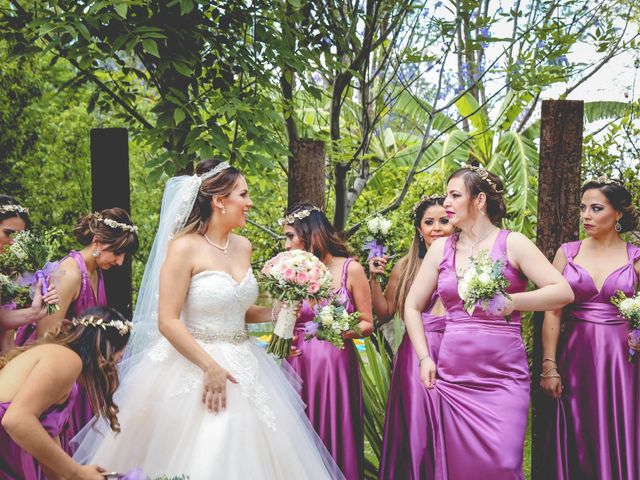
top-left (284, 202), bottom-right (351, 260)
top-left (0, 306), bottom-right (130, 432)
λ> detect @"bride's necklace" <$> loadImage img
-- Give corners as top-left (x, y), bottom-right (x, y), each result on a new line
top-left (204, 233), bottom-right (230, 256)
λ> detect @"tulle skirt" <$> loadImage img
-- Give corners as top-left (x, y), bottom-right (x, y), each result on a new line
top-left (73, 337), bottom-right (344, 480)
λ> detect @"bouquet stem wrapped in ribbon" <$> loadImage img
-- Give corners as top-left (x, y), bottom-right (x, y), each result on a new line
top-left (611, 290), bottom-right (640, 362)
top-left (457, 250), bottom-right (511, 320)
top-left (260, 250), bottom-right (333, 358)
top-left (3, 230), bottom-right (62, 315)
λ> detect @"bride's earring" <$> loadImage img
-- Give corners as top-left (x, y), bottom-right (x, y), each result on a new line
top-left (92, 249), bottom-right (101, 258)
top-left (221, 207), bottom-right (226, 214)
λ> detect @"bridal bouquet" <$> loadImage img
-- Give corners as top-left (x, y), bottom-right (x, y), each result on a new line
top-left (0, 272), bottom-right (29, 309)
top-left (260, 250), bottom-right (332, 358)
top-left (304, 299), bottom-right (361, 349)
top-left (611, 290), bottom-right (640, 361)
top-left (362, 215), bottom-right (392, 261)
top-left (457, 250), bottom-right (511, 319)
top-left (2, 229), bottom-right (63, 315)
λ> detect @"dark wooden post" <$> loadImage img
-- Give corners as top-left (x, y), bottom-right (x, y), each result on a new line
top-left (90, 128), bottom-right (133, 319)
top-left (531, 100), bottom-right (583, 479)
top-left (288, 139), bottom-right (326, 209)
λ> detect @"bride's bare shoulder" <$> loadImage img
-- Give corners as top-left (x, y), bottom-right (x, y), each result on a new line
top-left (168, 233), bottom-right (202, 255)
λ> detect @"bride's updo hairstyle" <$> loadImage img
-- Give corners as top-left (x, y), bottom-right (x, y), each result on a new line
top-left (74, 208), bottom-right (139, 255)
top-left (448, 165), bottom-right (507, 226)
top-left (581, 177), bottom-right (638, 233)
top-left (181, 159), bottom-right (242, 236)
top-left (283, 202), bottom-right (351, 260)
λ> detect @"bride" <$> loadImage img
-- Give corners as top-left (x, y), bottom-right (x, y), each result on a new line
top-left (73, 159), bottom-right (344, 479)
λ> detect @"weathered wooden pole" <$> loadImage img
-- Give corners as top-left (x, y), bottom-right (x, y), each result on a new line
top-left (288, 139), bottom-right (326, 209)
top-left (531, 100), bottom-right (583, 479)
top-left (90, 128), bottom-right (133, 319)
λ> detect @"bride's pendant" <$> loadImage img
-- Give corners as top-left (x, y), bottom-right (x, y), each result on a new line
top-left (204, 233), bottom-right (230, 256)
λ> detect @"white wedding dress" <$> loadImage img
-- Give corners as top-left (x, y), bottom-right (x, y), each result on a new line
top-left (73, 268), bottom-right (344, 480)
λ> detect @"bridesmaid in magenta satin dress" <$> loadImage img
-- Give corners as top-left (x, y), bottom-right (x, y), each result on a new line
top-left (0, 306), bottom-right (130, 480)
top-left (368, 195), bottom-right (454, 480)
top-left (14, 208), bottom-right (138, 454)
top-left (281, 203), bottom-right (373, 480)
top-left (542, 177), bottom-right (640, 479)
top-left (404, 166), bottom-right (574, 479)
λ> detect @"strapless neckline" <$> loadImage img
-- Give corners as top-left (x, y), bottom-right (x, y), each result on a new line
top-left (192, 267), bottom-right (253, 286)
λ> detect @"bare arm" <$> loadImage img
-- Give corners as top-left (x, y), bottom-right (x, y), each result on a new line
top-left (0, 280), bottom-right (60, 330)
top-left (369, 260), bottom-right (402, 324)
top-left (404, 238), bottom-right (444, 388)
top-left (157, 237), bottom-right (237, 413)
top-left (1, 346), bottom-right (105, 479)
top-left (36, 258), bottom-right (80, 337)
top-left (345, 261), bottom-right (374, 338)
top-left (540, 248), bottom-right (568, 399)
top-left (506, 233), bottom-right (574, 312)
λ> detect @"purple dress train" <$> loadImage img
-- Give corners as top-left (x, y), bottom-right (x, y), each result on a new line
top-left (15, 250), bottom-right (107, 454)
top-left (378, 294), bottom-right (445, 480)
top-left (432, 230), bottom-right (529, 479)
top-left (286, 258), bottom-right (364, 480)
top-left (0, 383), bottom-right (78, 480)
top-left (547, 241), bottom-right (640, 479)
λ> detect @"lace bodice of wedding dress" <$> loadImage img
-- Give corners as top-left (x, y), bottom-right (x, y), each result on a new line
top-left (182, 268), bottom-right (258, 333)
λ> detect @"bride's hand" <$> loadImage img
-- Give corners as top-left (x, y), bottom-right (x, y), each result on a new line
top-left (202, 363), bottom-right (238, 414)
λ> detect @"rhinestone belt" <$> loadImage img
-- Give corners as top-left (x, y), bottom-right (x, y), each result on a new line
top-left (189, 327), bottom-right (249, 344)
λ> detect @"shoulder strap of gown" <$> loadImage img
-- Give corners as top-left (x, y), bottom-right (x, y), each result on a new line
top-left (341, 257), bottom-right (353, 287)
top-left (629, 242), bottom-right (640, 264)
top-left (560, 241), bottom-right (580, 262)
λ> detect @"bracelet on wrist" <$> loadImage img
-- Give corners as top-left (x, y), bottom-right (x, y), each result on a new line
top-left (417, 355), bottom-right (430, 367)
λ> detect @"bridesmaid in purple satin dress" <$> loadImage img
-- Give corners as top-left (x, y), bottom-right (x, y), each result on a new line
top-left (368, 195), bottom-right (454, 480)
top-left (0, 306), bottom-right (131, 480)
top-left (404, 166), bottom-right (574, 479)
top-left (542, 177), bottom-right (640, 479)
top-left (14, 208), bottom-right (138, 454)
top-left (0, 197), bottom-right (59, 354)
top-left (281, 203), bottom-right (373, 480)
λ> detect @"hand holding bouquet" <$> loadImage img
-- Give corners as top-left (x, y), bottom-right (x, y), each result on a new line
top-left (3, 229), bottom-right (63, 315)
top-left (457, 250), bottom-right (511, 319)
top-left (304, 299), bottom-right (361, 349)
top-left (611, 290), bottom-right (640, 361)
top-left (260, 250), bottom-right (332, 358)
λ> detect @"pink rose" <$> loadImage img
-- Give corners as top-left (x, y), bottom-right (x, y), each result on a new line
top-left (283, 268), bottom-right (295, 282)
top-left (308, 281), bottom-right (320, 294)
top-left (296, 271), bottom-right (309, 285)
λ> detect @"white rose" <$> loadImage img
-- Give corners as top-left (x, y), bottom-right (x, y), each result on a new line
top-left (10, 243), bottom-right (26, 260)
top-left (478, 272), bottom-right (492, 284)
top-left (332, 323), bottom-right (342, 333)
top-left (463, 268), bottom-right (476, 283)
top-left (320, 307), bottom-right (334, 326)
top-left (458, 282), bottom-right (469, 300)
top-left (380, 218), bottom-right (392, 235)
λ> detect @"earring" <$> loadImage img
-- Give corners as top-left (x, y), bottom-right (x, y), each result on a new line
top-left (615, 221), bottom-right (622, 232)
top-left (419, 233), bottom-right (424, 241)
top-left (222, 207), bottom-right (226, 214)
top-left (92, 249), bottom-right (101, 258)
top-left (478, 207), bottom-right (486, 216)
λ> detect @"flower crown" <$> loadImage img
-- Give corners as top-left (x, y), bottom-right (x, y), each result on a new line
top-left (582, 175), bottom-right (622, 187)
top-left (200, 161), bottom-right (231, 182)
top-left (0, 204), bottom-right (29, 214)
top-left (71, 315), bottom-right (133, 336)
top-left (278, 206), bottom-right (323, 226)
top-left (461, 164), bottom-right (504, 194)
top-left (93, 212), bottom-right (138, 233)
top-left (412, 194), bottom-right (445, 217)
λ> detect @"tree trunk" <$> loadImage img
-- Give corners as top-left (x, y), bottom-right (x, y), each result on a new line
top-left (288, 139), bottom-right (325, 209)
top-left (90, 128), bottom-right (133, 319)
top-left (531, 99), bottom-right (583, 479)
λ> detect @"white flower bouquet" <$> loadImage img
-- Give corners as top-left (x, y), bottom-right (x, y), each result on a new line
top-left (457, 250), bottom-right (511, 319)
top-left (303, 299), bottom-right (361, 349)
top-left (260, 250), bottom-right (333, 357)
top-left (611, 290), bottom-right (640, 361)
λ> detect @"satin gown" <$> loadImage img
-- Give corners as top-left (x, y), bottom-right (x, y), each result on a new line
top-left (546, 241), bottom-right (640, 479)
top-left (378, 293), bottom-right (445, 480)
top-left (431, 230), bottom-right (529, 479)
top-left (15, 250), bottom-right (107, 454)
top-left (0, 384), bottom-right (78, 480)
top-left (286, 258), bottom-right (365, 480)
